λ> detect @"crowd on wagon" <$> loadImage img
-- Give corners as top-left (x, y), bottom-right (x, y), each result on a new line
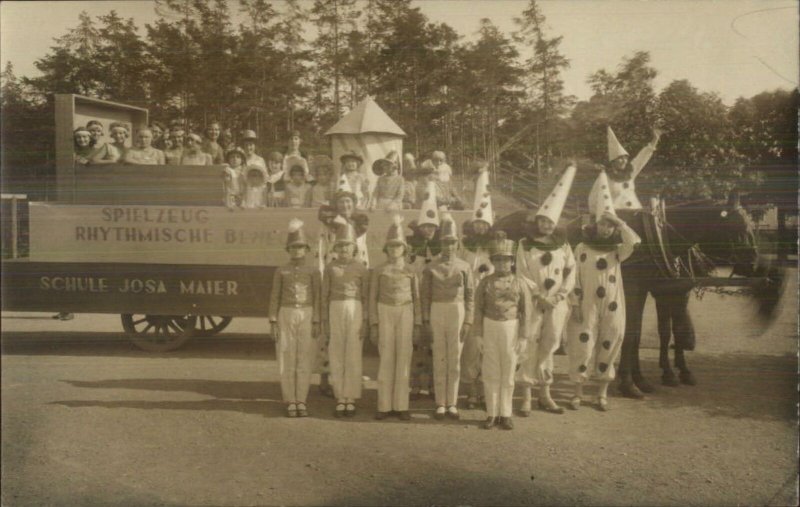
top-left (72, 120), bottom-right (465, 212)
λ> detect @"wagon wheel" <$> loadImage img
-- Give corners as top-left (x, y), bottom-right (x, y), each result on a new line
top-left (194, 315), bottom-right (233, 337)
top-left (121, 314), bottom-right (197, 352)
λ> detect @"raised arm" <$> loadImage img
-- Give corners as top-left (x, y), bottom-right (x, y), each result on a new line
top-left (616, 221), bottom-right (642, 263)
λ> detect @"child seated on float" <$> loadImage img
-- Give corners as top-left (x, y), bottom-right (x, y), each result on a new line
top-left (372, 152), bottom-right (404, 211)
top-left (310, 156), bottom-right (334, 207)
top-left (222, 148), bottom-right (246, 209)
top-left (284, 164), bottom-right (312, 208)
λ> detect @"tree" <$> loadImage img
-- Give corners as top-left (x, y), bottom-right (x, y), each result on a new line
top-left (311, 0), bottom-right (360, 120)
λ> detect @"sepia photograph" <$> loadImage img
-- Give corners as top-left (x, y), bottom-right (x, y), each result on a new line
top-left (1, 0), bottom-right (798, 505)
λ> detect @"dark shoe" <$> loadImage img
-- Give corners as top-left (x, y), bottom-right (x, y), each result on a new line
top-left (483, 417), bottom-right (497, 430)
top-left (398, 411), bottom-right (411, 421)
top-left (679, 370), bottom-right (697, 386)
top-left (633, 376), bottom-right (655, 393)
top-left (296, 403), bottom-right (308, 417)
top-left (375, 411), bottom-right (389, 420)
top-left (537, 398), bottom-right (564, 414)
top-left (345, 403), bottom-right (356, 417)
top-left (661, 369), bottom-right (680, 387)
top-left (499, 417), bottom-right (514, 430)
top-left (619, 380), bottom-right (645, 399)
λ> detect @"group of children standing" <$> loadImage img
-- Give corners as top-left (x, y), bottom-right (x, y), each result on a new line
top-left (268, 146), bottom-right (642, 429)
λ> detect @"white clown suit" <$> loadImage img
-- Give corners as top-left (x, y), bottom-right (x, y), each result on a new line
top-left (566, 173), bottom-right (641, 383)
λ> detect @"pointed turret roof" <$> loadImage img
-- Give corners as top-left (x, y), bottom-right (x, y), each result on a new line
top-left (324, 96), bottom-right (406, 136)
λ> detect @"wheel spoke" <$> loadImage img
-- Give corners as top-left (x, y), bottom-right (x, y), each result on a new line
top-left (167, 322), bottom-right (181, 335)
top-left (132, 317), bottom-right (147, 325)
top-left (142, 323), bottom-right (154, 334)
top-left (200, 317), bottom-right (207, 330)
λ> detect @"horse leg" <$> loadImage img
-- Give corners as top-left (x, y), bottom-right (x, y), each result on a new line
top-left (630, 285), bottom-right (655, 394)
top-left (654, 294), bottom-right (679, 387)
top-left (619, 280), bottom-right (648, 399)
top-left (669, 289), bottom-right (697, 385)
top-left (674, 347), bottom-right (697, 386)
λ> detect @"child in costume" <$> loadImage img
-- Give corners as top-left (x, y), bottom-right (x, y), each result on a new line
top-left (515, 164), bottom-right (577, 416)
top-left (241, 166), bottom-right (269, 209)
top-left (222, 147), bottom-right (246, 209)
top-left (284, 164), bottom-right (312, 208)
top-left (268, 219), bottom-right (321, 418)
top-left (421, 212), bottom-right (475, 419)
top-left (370, 215), bottom-right (422, 420)
top-left (407, 181), bottom-right (441, 399)
top-left (460, 164), bottom-right (495, 409)
top-left (266, 151), bottom-right (286, 207)
top-left (322, 219), bottom-right (370, 417)
top-left (473, 231), bottom-right (531, 430)
top-left (310, 155), bottom-right (334, 207)
top-left (340, 151), bottom-right (369, 209)
top-left (566, 171), bottom-right (640, 411)
top-left (372, 151), bottom-right (404, 211)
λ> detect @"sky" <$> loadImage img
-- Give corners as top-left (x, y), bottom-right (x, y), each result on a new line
top-left (1, 0), bottom-right (797, 104)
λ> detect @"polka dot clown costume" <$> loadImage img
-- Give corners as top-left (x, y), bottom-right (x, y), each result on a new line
top-left (515, 164), bottom-right (577, 415)
top-left (587, 126), bottom-right (659, 213)
top-left (459, 168), bottom-right (495, 408)
top-left (565, 170), bottom-right (641, 411)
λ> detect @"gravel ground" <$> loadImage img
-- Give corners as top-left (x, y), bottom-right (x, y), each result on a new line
top-left (1, 269), bottom-right (797, 506)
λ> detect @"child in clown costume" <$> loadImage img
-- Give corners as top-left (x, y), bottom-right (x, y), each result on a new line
top-left (515, 164), bottom-right (577, 416)
top-left (420, 212), bottom-right (475, 420)
top-left (322, 219), bottom-right (370, 417)
top-left (407, 180), bottom-right (441, 399)
top-left (370, 215), bottom-right (423, 420)
top-left (566, 171), bottom-right (641, 411)
top-left (459, 164), bottom-right (495, 409)
top-left (473, 231), bottom-right (532, 430)
top-left (268, 219), bottom-right (321, 418)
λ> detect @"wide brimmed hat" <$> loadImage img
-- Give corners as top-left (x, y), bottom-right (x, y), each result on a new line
top-left (244, 165), bottom-right (268, 184)
top-left (372, 158), bottom-right (392, 176)
top-left (340, 151), bottom-right (363, 165)
top-left (419, 159), bottom-right (436, 175)
top-left (286, 219), bottom-right (309, 249)
top-left (241, 129), bottom-right (258, 141)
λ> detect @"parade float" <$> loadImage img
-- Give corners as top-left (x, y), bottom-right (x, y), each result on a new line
top-left (1, 95), bottom-right (473, 351)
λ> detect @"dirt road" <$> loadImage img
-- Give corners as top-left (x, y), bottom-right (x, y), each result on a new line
top-left (2, 334), bottom-right (797, 506)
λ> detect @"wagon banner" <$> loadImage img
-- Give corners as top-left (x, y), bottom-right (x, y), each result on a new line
top-left (28, 203), bottom-right (473, 266)
top-left (1, 261), bottom-right (274, 317)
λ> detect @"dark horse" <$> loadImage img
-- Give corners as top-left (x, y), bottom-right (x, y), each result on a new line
top-left (495, 199), bottom-right (782, 398)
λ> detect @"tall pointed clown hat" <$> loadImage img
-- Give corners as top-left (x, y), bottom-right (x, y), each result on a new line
top-left (535, 163), bottom-right (576, 224)
top-left (440, 212), bottom-right (459, 241)
top-left (593, 171), bottom-right (617, 222)
top-left (384, 214), bottom-right (408, 247)
top-left (334, 171), bottom-right (357, 201)
top-left (286, 218), bottom-right (309, 249)
top-left (418, 180), bottom-right (440, 227)
top-left (607, 126), bottom-right (629, 162)
top-left (471, 168), bottom-right (494, 226)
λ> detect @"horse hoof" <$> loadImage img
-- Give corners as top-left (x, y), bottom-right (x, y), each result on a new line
top-left (679, 370), bottom-right (697, 386)
top-left (661, 371), bottom-right (679, 387)
top-left (633, 377), bottom-right (655, 393)
top-left (619, 381), bottom-right (645, 399)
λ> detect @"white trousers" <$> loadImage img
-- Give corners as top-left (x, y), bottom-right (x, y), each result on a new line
top-left (517, 300), bottom-right (569, 386)
top-left (328, 300), bottom-right (364, 400)
top-left (377, 303), bottom-right (414, 412)
top-left (277, 307), bottom-right (315, 403)
top-left (431, 301), bottom-right (465, 406)
top-left (482, 318), bottom-right (520, 418)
